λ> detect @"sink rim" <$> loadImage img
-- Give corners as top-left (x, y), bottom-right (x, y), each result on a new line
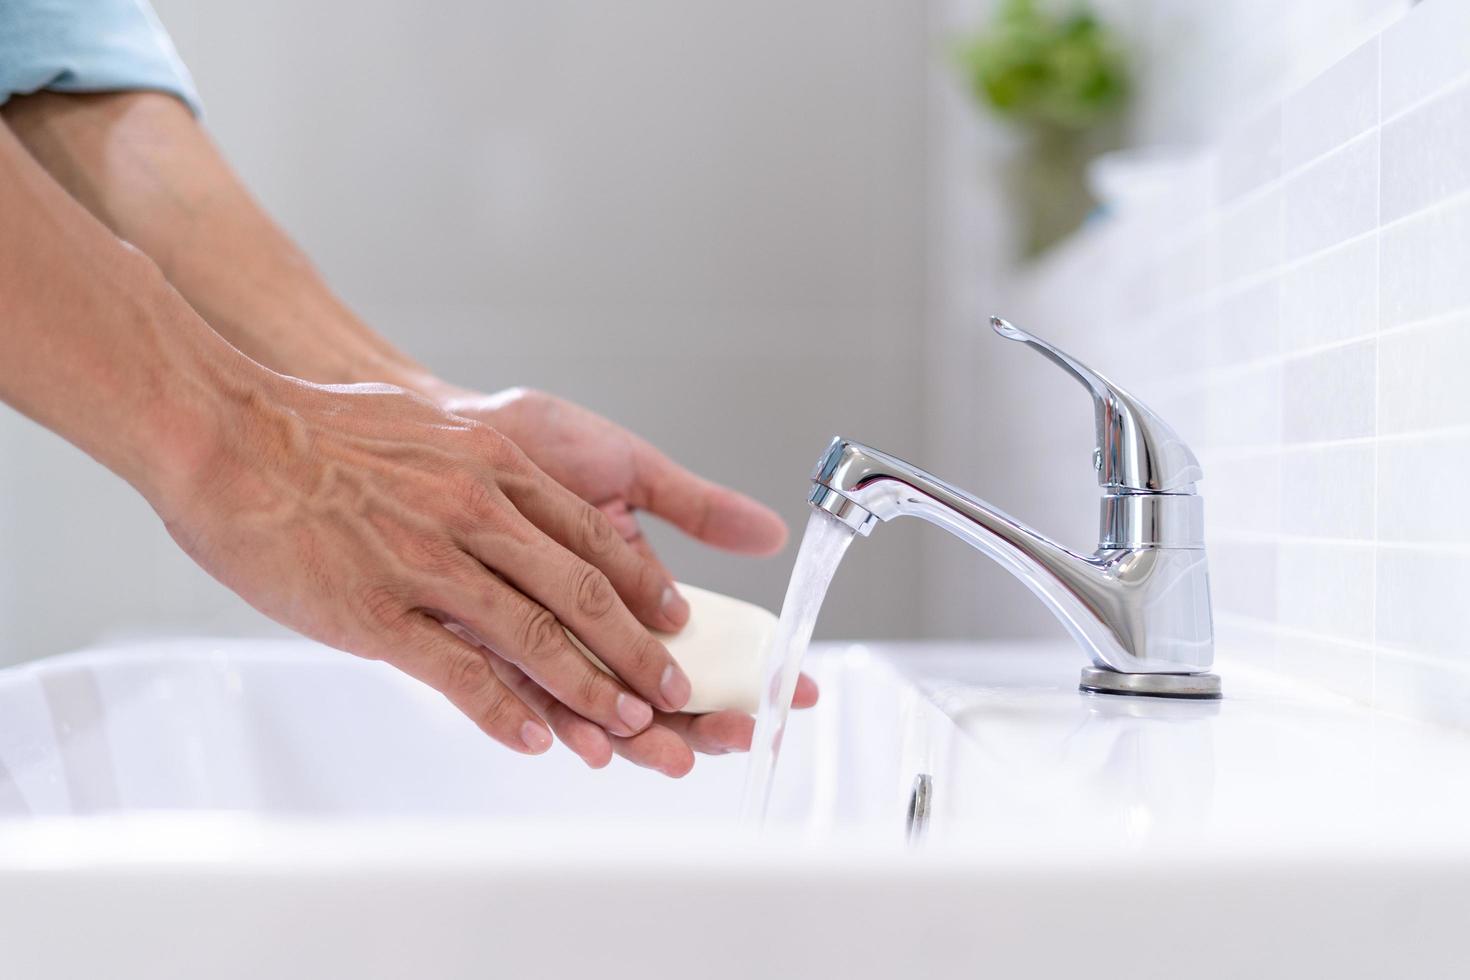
top-left (6, 637), bottom-right (1470, 872)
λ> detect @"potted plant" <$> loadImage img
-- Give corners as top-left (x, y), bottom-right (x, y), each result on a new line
top-left (955, 0), bottom-right (1131, 258)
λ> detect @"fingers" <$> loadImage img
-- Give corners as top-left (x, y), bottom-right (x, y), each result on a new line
top-left (597, 499), bottom-right (643, 542)
top-left (617, 517), bottom-right (696, 645)
top-left (610, 723), bottom-right (696, 779)
top-left (462, 503), bottom-right (694, 715)
top-left (793, 672), bottom-right (820, 709)
top-left (629, 439), bottom-right (788, 556)
top-left (483, 651), bottom-right (613, 769)
top-left (386, 616), bottom-right (552, 755)
top-left (502, 468), bottom-right (690, 632)
top-left (653, 709), bottom-right (755, 755)
top-left (608, 671), bottom-right (821, 776)
top-left (441, 619), bottom-right (613, 768)
top-left (633, 672), bottom-right (820, 763)
top-left (433, 560), bottom-right (660, 737)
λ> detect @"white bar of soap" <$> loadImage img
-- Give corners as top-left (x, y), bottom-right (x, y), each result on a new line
top-left (565, 583), bottom-right (773, 714)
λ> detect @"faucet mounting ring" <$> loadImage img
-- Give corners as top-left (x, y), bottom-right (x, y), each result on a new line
top-left (1079, 666), bottom-right (1221, 699)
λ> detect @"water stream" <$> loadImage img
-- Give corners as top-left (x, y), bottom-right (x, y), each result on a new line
top-left (739, 509), bottom-right (856, 824)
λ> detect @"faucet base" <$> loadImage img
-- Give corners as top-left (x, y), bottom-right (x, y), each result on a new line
top-left (1079, 666), bottom-right (1222, 700)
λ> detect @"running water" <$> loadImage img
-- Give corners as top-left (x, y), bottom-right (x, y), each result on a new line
top-left (739, 509), bottom-right (856, 825)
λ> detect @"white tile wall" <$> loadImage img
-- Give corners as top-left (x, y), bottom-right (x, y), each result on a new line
top-left (1283, 132), bottom-right (1378, 261)
top-left (1216, 106), bottom-right (1282, 202)
top-left (1276, 540), bottom-right (1376, 642)
top-left (1378, 317), bottom-right (1470, 432)
top-left (1380, 79), bottom-right (1470, 222)
top-left (1282, 39), bottom-right (1379, 171)
top-left (1219, 186), bottom-right (1284, 281)
top-left (1282, 340), bottom-right (1377, 443)
top-left (1377, 432), bottom-right (1470, 547)
top-left (1211, 279), bottom-right (1279, 366)
top-left (995, 0), bottom-right (1470, 728)
top-left (1279, 444), bottom-right (1376, 540)
top-left (1380, 198), bottom-right (1470, 323)
top-left (1279, 235), bottom-right (1378, 350)
top-left (1380, 0), bottom-right (1470, 116)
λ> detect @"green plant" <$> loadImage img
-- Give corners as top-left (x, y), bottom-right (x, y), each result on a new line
top-left (955, 0), bottom-right (1130, 133)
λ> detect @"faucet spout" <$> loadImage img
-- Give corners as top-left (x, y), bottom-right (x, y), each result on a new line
top-left (809, 437), bottom-right (1215, 681)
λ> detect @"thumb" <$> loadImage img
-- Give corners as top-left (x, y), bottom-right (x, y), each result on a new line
top-left (632, 440), bottom-right (787, 556)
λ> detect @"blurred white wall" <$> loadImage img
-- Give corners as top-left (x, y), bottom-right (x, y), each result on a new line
top-left (0, 1), bottom-right (931, 665)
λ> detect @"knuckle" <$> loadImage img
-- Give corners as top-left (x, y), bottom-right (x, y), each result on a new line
top-left (443, 650), bottom-right (489, 701)
top-left (577, 506), bottom-right (619, 560)
top-left (632, 554), bottom-right (665, 604)
top-left (453, 475), bottom-right (503, 522)
top-left (569, 563), bottom-right (616, 620)
top-left (575, 665), bottom-right (605, 708)
top-left (401, 533), bottom-right (463, 576)
top-left (473, 683), bottom-right (517, 731)
top-left (627, 634), bottom-right (664, 678)
top-left (354, 583), bottom-right (408, 631)
top-left (514, 608), bottom-right (564, 664)
top-left (476, 424), bottom-right (527, 470)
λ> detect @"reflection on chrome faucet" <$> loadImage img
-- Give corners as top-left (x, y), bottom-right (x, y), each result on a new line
top-left (806, 316), bottom-right (1220, 698)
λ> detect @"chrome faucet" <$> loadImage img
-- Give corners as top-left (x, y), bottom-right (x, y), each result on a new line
top-left (808, 317), bottom-right (1219, 698)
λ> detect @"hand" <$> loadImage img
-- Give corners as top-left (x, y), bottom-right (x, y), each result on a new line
top-left (0, 93), bottom-right (813, 777)
top-left (437, 385), bottom-right (788, 565)
top-left (429, 385), bottom-right (819, 776)
top-left (159, 376), bottom-right (701, 758)
top-left (476, 629), bottom-right (820, 776)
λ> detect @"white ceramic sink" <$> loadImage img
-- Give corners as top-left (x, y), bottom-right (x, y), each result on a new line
top-left (3, 638), bottom-right (1470, 979)
top-left (0, 638), bottom-right (910, 829)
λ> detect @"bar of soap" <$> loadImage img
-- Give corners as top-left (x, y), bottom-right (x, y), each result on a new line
top-left (566, 583), bottom-right (773, 714)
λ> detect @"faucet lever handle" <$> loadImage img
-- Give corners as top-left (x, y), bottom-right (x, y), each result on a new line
top-left (990, 316), bottom-right (1202, 493)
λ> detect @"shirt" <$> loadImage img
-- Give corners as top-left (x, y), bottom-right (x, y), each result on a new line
top-left (0, 0), bottom-right (200, 115)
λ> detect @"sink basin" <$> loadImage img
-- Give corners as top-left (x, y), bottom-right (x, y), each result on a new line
top-left (2, 638), bottom-right (1469, 979)
top-left (0, 638), bottom-right (909, 830)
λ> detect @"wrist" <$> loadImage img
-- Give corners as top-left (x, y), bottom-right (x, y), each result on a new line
top-left (120, 290), bottom-right (290, 522)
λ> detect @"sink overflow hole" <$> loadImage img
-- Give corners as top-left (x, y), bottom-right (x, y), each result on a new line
top-left (906, 773), bottom-right (933, 846)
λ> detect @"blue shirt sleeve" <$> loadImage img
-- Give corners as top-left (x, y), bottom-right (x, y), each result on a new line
top-left (0, 0), bottom-right (201, 116)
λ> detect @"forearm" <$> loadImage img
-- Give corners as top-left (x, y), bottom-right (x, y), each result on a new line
top-left (0, 116), bottom-right (264, 511)
top-left (1, 116), bottom-right (725, 766)
top-left (1, 91), bottom-right (439, 393)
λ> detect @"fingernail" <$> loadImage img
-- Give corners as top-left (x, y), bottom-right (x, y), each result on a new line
top-left (616, 692), bottom-right (653, 732)
top-left (519, 720), bottom-right (552, 754)
top-left (660, 662), bottom-right (692, 711)
top-left (660, 585), bottom-right (690, 627)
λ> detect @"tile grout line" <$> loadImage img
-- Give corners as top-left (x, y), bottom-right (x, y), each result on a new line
top-left (1209, 531), bottom-right (1470, 557)
top-left (1152, 141), bottom-right (1470, 314)
top-left (1064, 26), bottom-right (1470, 289)
top-left (1038, 162), bottom-right (1470, 337)
top-left (1194, 422), bottom-right (1470, 462)
top-left (1380, 62), bottom-right (1470, 128)
top-left (1219, 613), bottom-right (1470, 683)
top-left (1214, 613), bottom-right (1378, 655)
top-left (1216, 57), bottom-right (1470, 237)
top-left (1150, 313), bottom-right (1470, 423)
